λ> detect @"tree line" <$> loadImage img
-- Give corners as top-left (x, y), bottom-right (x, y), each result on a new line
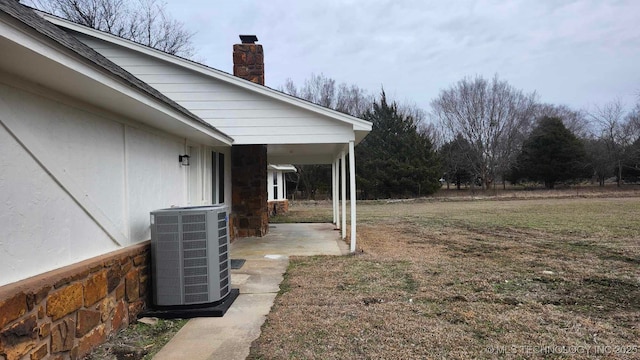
top-left (435, 76), bottom-right (640, 190)
top-left (283, 74), bottom-right (640, 198)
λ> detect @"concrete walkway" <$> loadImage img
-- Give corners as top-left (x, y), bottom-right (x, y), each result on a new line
top-left (153, 223), bottom-right (348, 360)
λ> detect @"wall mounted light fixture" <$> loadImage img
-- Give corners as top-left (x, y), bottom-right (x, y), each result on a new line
top-left (179, 154), bottom-right (190, 166)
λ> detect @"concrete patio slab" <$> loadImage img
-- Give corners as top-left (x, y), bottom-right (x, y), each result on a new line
top-left (232, 223), bottom-right (348, 258)
top-left (152, 223), bottom-right (348, 360)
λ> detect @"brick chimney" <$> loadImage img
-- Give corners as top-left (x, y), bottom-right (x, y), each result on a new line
top-left (233, 35), bottom-right (264, 85)
top-left (230, 35), bottom-right (269, 238)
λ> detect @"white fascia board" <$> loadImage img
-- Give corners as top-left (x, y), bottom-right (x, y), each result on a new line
top-left (3, 14), bottom-right (232, 147)
top-left (40, 13), bottom-right (373, 138)
top-left (268, 154), bottom-right (334, 165)
top-left (268, 164), bottom-right (297, 172)
top-left (353, 122), bottom-right (373, 131)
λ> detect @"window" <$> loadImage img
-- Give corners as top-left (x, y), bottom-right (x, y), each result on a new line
top-left (273, 172), bottom-right (278, 200)
top-left (212, 151), bottom-right (225, 204)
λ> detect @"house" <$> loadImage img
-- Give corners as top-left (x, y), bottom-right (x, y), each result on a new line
top-left (0, 1), bottom-right (370, 359)
top-left (267, 164), bottom-right (296, 215)
top-left (42, 14), bottom-right (371, 239)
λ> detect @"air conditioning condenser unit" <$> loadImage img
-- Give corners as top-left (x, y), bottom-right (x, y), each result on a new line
top-left (149, 205), bottom-right (237, 314)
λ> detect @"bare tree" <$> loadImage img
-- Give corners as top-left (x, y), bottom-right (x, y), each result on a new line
top-left (585, 137), bottom-right (610, 186)
top-left (535, 103), bottom-right (592, 139)
top-left (24, 0), bottom-right (195, 58)
top-left (396, 101), bottom-right (425, 123)
top-left (418, 121), bottom-right (441, 149)
top-left (281, 73), bottom-right (372, 117)
top-left (335, 83), bottom-right (371, 117)
top-left (626, 101), bottom-right (640, 137)
top-left (431, 75), bottom-right (537, 189)
top-left (624, 104), bottom-right (640, 179)
top-left (280, 74), bottom-right (373, 199)
top-left (588, 100), bottom-right (631, 186)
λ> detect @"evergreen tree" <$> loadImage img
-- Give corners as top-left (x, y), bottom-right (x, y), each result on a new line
top-left (439, 134), bottom-right (478, 189)
top-left (356, 91), bottom-right (441, 198)
top-left (513, 117), bottom-right (588, 188)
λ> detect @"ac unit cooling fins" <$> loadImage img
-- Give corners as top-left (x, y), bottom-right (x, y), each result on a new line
top-left (150, 205), bottom-right (230, 307)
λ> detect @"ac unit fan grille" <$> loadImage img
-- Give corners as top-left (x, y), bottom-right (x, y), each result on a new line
top-left (157, 224), bottom-right (178, 233)
top-left (184, 258), bottom-right (207, 267)
top-left (183, 240), bottom-right (206, 249)
top-left (183, 232), bottom-right (206, 241)
top-left (185, 294), bottom-right (208, 303)
top-left (184, 275), bottom-right (208, 285)
top-left (183, 223), bottom-right (205, 232)
top-left (184, 249), bottom-right (207, 258)
top-left (217, 211), bottom-right (230, 298)
top-left (184, 267), bottom-right (207, 276)
top-left (185, 284), bottom-right (208, 294)
top-left (181, 212), bottom-right (209, 304)
top-left (183, 214), bottom-right (206, 223)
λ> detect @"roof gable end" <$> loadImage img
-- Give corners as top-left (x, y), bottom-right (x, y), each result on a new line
top-left (38, 12), bottom-right (373, 134)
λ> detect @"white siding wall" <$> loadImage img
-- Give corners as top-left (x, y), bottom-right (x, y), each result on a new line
top-left (74, 34), bottom-right (355, 145)
top-left (125, 126), bottom-right (186, 242)
top-left (0, 78), bottom-right (216, 286)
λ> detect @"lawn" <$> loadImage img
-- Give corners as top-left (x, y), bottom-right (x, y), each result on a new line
top-left (250, 196), bottom-right (640, 359)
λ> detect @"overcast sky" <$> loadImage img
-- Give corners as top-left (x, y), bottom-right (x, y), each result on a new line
top-left (166, 0), bottom-right (639, 115)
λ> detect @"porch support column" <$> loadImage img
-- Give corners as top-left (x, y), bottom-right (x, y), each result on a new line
top-left (276, 172), bottom-right (283, 200)
top-left (341, 149), bottom-right (347, 239)
top-left (231, 145), bottom-right (268, 237)
top-left (335, 157), bottom-right (340, 230)
top-left (331, 160), bottom-right (337, 225)
top-left (348, 140), bottom-right (357, 252)
top-left (267, 170), bottom-right (274, 201)
top-left (283, 172), bottom-right (287, 200)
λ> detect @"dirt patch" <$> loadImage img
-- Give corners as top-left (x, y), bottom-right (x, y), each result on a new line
top-left (83, 318), bottom-right (187, 360)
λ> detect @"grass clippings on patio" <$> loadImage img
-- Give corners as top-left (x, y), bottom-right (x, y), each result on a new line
top-left (250, 196), bottom-right (640, 359)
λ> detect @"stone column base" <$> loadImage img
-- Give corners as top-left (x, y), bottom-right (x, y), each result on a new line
top-left (268, 200), bottom-right (289, 216)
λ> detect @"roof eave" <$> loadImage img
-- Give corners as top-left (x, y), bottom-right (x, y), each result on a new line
top-left (0, 11), bottom-right (233, 147)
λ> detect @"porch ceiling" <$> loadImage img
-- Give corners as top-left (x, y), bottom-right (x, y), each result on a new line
top-left (267, 143), bottom-right (347, 165)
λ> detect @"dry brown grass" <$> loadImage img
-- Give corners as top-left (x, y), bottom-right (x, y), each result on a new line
top-left (251, 195), bottom-right (640, 359)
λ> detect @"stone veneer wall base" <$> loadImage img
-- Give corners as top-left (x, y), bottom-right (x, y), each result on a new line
top-left (268, 199), bottom-right (289, 216)
top-left (0, 242), bottom-right (150, 360)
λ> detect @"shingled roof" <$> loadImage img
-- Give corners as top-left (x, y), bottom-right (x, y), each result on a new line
top-left (0, 0), bottom-right (231, 142)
